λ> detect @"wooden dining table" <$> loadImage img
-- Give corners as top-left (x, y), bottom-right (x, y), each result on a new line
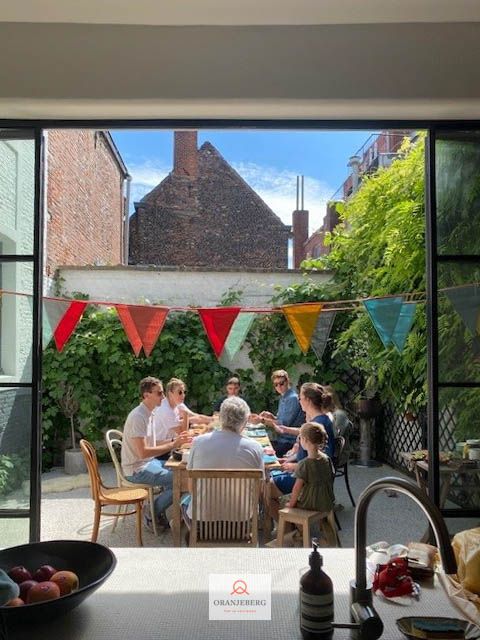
top-left (165, 426), bottom-right (282, 546)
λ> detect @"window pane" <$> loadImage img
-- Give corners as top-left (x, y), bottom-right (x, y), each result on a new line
top-left (438, 261), bottom-right (480, 384)
top-left (0, 263), bottom-right (33, 383)
top-left (0, 132), bottom-right (35, 256)
top-left (0, 517), bottom-right (29, 549)
top-left (0, 387), bottom-right (31, 510)
top-left (439, 387), bottom-right (480, 511)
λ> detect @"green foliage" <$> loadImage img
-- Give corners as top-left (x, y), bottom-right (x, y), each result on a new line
top-left (0, 452), bottom-right (29, 496)
top-left (302, 137), bottom-right (427, 410)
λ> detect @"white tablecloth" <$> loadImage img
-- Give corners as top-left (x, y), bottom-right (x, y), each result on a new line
top-left (9, 548), bottom-right (478, 640)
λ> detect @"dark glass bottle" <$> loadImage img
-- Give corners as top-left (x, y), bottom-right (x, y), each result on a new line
top-left (300, 541), bottom-right (334, 640)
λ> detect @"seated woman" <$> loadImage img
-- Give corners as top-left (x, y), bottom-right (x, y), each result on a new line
top-left (181, 396), bottom-right (264, 538)
top-left (269, 382), bottom-right (335, 517)
top-left (152, 378), bottom-right (212, 458)
top-left (212, 376), bottom-right (242, 413)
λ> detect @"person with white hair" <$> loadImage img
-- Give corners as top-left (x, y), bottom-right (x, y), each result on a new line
top-left (182, 396), bottom-right (265, 529)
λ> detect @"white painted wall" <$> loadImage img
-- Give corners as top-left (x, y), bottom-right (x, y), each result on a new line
top-left (57, 266), bottom-right (332, 307)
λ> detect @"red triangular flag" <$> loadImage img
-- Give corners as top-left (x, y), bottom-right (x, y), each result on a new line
top-left (53, 301), bottom-right (88, 352)
top-left (116, 304), bottom-right (169, 357)
top-left (198, 307), bottom-right (241, 358)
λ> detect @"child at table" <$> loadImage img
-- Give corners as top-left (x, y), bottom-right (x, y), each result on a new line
top-left (285, 421), bottom-right (335, 514)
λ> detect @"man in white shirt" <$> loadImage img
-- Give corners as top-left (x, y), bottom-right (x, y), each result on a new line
top-left (121, 376), bottom-right (190, 529)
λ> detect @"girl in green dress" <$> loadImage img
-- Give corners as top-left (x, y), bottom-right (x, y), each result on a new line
top-left (285, 421), bottom-right (335, 514)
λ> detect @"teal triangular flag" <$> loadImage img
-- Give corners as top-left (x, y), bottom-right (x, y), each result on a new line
top-left (363, 296), bottom-right (404, 348)
top-left (222, 312), bottom-right (256, 360)
top-left (310, 311), bottom-right (336, 361)
top-left (391, 303), bottom-right (417, 353)
top-left (445, 284), bottom-right (480, 336)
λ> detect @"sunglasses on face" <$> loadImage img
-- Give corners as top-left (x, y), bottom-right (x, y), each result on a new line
top-left (274, 380), bottom-right (287, 388)
top-left (153, 389), bottom-right (164, 396)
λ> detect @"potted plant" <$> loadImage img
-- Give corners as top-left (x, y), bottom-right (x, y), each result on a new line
top-left (57, 383), bottom-right (86, 475)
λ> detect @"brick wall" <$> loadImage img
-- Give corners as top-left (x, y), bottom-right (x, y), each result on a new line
top-left (129, 141), bottom-right (289, 269)
top-left (46, 130), bottom-right (125, 277)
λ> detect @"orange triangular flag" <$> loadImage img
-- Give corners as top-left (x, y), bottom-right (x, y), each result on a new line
top-left (282, 302), bottom-right (323, 354)
top-left (198, 307), bottom-right (241, 358)
top-left (116, 305), bottom-right (169, 357)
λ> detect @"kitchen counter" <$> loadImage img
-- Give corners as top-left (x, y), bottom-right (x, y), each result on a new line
top-left (9, 548), bottom-right (478, 640)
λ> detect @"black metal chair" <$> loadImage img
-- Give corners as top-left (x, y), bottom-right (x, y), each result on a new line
top-left (333, 434), bottom-right (356, 507)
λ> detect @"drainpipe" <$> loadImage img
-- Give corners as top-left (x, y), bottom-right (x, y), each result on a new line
top-left (123, 174), bottom-right (132, 265)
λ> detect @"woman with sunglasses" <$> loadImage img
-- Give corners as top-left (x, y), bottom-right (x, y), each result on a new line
top-left (152, 378), bottom-right (212, 454)
top-left (256, 370), bottom-right (305, 457)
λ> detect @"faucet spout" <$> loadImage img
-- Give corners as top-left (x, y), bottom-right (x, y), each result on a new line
top-left (350, 476), bottom-right (457, 639)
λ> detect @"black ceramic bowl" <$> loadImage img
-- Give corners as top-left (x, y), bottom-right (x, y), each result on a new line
top-left (171, 448), bottom-right (183, 461)
top-left (0, 540), bottom-right (116, 625)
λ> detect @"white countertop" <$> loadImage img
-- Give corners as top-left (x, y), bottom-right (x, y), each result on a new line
top-left (10, 548), bottom-right (477, 640)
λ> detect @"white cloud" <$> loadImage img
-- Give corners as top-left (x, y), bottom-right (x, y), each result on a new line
top-left (233, 161), bottom-right (333, 233)
top-left (127, 159), bottom-right (170, 210)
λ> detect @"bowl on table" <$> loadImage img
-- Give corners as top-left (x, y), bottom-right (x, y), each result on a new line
top-left (0, 540), bottom-right (116, 625)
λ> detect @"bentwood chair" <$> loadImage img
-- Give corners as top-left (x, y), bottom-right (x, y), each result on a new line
top-left (80, 439), bottom-right (148, 546)
top-left (105, 429), bottom-right (159, 536)
top-left (188, 469), bottom-right (263, 547)
top-left (333, 435), bottom-right (356, 507)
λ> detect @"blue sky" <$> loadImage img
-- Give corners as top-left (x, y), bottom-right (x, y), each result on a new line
top-left (111, 129), bottom-right (378, 233)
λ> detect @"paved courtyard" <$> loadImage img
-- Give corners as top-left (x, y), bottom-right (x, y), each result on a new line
top-left (34, 461), bottom-right (479, 549)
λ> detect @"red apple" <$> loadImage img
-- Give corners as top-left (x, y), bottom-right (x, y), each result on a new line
top-left (26, 581), bottom-right (61, 604)
top-left (5, 597), bottom-right (24, 607)
top-left (33, 565), bottom-right (57, 582)
top-left (19, 579), bottom-right (38, 601)
top-left (51, 571), bottom-right (79, 596)
top-left (7, 566), bottom-right (32, 584)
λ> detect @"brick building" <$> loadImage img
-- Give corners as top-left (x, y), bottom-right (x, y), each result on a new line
top-left (301, 130), bottom-right (415, 261)
top-left (128, 131), bottom-right (290, 268)
top-left (45, 130), bottom-right (129, 281)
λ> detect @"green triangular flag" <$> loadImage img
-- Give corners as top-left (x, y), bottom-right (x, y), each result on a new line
top-left (445, 284), bottom-right (480, 337)
top-left (310, 311), bottom-right (336, 361)
top-left (363, 296), bottom-right (404, 348)
top-left (222, 312), bottom-right (256, 360)
top-left (391, 303), bottom-right (417, 353)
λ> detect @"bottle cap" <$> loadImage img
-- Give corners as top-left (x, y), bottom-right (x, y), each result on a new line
top-left (309, 538), bottom-right (323, 568)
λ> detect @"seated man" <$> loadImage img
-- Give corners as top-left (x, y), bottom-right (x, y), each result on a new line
top-left (255, 370), bottom-right (305, 457)
top-left (121, 376), bottom-right (191, 531)
top-left (182, 396), bottom-right (265, 537)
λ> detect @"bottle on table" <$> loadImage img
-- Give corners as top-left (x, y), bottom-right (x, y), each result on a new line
top-left (300, 539), bottom-right (334, 640)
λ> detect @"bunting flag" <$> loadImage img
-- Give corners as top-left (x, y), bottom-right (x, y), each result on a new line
top-left (53, 300), bottom-right (88, 352)
top-left (115, 304), bottom-right (169, 357)
top-left (445, 284), bottom-right (480, 337)
top-left (222, 312), bottom-right (256, 360)
top-left (282, 302), bottom-right (323, 354)
top-left (310, 311), bottom-right (336, 361)
top-left (42, 298), bottom-right (73, 348)
top-left (363, 296), bottom-right (404, 348)
top-left (198, 307), bottom-right (241, 358)
top-left (391, 302), bottom-right (417, 353)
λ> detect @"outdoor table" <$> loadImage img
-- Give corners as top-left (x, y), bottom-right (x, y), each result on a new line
top-left (401, 452), bottom-right (480, 508)
top-left (166, 428), bottom-right (281, 546)
top-left (10, 548), bottom-right (477, 640)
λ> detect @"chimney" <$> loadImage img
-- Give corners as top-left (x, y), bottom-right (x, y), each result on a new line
top-left (292, 176), bottom-right (309, 268)
top-left (173, 130), bottom-right (198, 178)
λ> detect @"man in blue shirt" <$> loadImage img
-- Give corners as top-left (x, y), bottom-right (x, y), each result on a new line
top-left (258, 369), bottom-right (305, 456)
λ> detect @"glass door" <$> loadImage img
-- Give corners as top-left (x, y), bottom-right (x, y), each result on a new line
top-left (0, 128), bottom-right (43, 545)
top-left (427, 129), bottom-right (480, 517)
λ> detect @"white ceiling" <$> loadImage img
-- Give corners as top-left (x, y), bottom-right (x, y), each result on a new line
top-left (1, 0), bottom-right (480, 26)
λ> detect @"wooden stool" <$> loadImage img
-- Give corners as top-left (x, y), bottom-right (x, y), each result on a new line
top-left (277, 507), bottom-right (340, 548)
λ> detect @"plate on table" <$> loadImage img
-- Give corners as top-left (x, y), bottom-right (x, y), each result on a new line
top-left (246, 428), bottom-right (267, 437)
top-left (396, 616), bottom-right (468, 639)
